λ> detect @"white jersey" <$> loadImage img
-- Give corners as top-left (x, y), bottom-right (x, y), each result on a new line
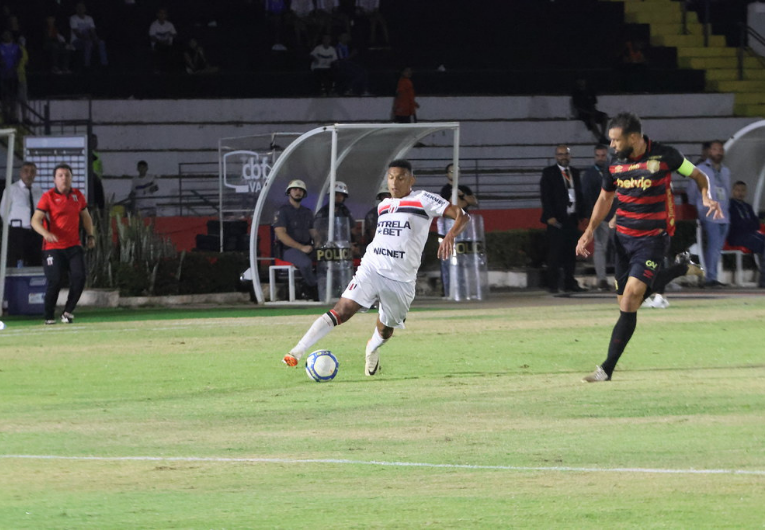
top-left (361, 190), bottom-right (449, 283)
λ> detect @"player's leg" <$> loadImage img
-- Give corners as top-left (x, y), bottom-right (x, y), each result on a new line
top-left (365, 275), bottom-right (415, 376)
top-left (584, 233), bottom-right (666, 382)
top-left (42, 249), bottom-right (63, 323)
top-left (283, 269), bottom-right (375, 366)
top-left (62, 246), bottom-right (86, 323)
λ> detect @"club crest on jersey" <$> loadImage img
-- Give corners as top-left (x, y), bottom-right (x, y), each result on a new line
top-left (646, 160), bottom-right (661, 174)
top-left (387, 200), bottom-right (400, 214)
top-left (72, 195), bottom-right (78, 202)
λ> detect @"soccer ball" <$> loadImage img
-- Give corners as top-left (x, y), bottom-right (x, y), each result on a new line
top-left (305, 350), bottom-right (339, 382)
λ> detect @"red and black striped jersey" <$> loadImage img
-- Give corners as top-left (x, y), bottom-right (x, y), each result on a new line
top-left (604, 137), bottom-right (684, 238)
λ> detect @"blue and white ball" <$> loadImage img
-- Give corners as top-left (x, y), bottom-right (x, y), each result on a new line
top-left (305, 350), bottom-right (339, 382)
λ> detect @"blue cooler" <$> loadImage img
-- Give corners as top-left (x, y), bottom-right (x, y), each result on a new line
top-left (4, 267), bottom-right (47, 316)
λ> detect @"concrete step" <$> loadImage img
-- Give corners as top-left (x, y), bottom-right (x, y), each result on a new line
top-left (679, 56), bottom-right (761, 70)
top-left (708, 79), bottom-right (765, 91)
top-left (650, 23), bottom-right (704, 37)
top-left (734, 92), bottom-right (765, 104)
top-left (733, 103), bottom-right (765, 117)
top-left (652, 34), bottom-right (727, 48)
top-left (676, 46), bottom-right (737, 58)
top-left (704, 68), bottom-right (765, 81)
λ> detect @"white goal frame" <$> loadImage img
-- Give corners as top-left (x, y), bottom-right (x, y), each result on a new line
top-left (0, 128), bottom-right (17, 313)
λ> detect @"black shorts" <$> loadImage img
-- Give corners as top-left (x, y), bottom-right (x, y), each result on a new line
top-left (613, 232), bottom-right (670, 295)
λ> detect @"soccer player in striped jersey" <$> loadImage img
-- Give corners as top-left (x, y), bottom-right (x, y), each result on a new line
top-left (283, 159), bottom-right (469, 376)
top-left (576, 112), bottom-right (723, 382)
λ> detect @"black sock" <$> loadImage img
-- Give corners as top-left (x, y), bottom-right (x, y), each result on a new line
top-left (601, 311), bottom-right (638, 377)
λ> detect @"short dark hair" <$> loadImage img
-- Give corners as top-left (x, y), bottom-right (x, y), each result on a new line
top-left (137, 160), bottom-right (148, 167)
top-left (701, 141), bottom-right (712, 150)
top-left (608, 112), bottom-right (642, 136)
top-left (21, 161), bottom-right (37, 169)
top-left (709, 139), bottom-right (724, 148)
top-left (445, 163), bottom-right (454, 172)
top-left (53, 163), bottom-right (73, 176)
top-left (734, 180), bottom-right (747, 187)
top-left (389, 159), bottom-right (412, 172)
top-left (595, 144), bottom-right (608, 151)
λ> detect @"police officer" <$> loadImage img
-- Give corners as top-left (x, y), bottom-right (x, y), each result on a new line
top-left (273, 179), bottom-right (319, 300)
top-left (364, 182), bottom-right (391, 251)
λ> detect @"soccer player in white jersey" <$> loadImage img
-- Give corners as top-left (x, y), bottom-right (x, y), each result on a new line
top-left (283, 159), bottom-right (469, 375)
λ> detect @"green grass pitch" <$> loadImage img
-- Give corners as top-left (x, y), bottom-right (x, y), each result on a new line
top-left (1, 295), bottom-right (764, 528)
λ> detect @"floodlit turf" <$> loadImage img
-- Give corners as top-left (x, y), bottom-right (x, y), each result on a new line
top-left (1, 296), bottom-right (764, 528)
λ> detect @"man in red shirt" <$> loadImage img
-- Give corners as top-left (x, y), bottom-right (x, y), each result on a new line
top-left (31, 164), bottom-right (96, 325)
top-left (392, 67), bottom-right (419, 123)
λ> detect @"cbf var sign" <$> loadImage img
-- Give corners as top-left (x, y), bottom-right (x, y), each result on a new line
top-left (222, 151), bottom-right (272, 194)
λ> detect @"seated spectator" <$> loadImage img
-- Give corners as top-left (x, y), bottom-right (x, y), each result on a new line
top-left (571, 78), bottom-right (608, 144)
top-left (184, 38), bottom-right (218, 75)
top-left (355, 0), bottom-right (389, 48)
top-left (310, 34), bottom-right (337, 95)
top-left (44, 15), bottom-right (72, 74)
top-left (335, 32), bottom-right (369, 95)
top-left (727, 180), bottom-right (765, 288)
top-left (69, 2), bottom-right (108, 68)
top-left (149, 8), bottom-right (177, 73)
top-left (0, 30), bottom-right (21, 123)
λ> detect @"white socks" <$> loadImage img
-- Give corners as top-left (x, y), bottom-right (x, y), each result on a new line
top-left (290, 310), bottom-right (340, 360)
top-left (366, 327), bottom-right (388, 355)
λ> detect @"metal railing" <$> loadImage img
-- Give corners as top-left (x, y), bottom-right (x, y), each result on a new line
top-left (737, 23), bottom-right (765, 80)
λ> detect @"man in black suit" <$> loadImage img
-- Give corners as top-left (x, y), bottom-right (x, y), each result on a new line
top-left (540, 144), bottom-right (585, 293)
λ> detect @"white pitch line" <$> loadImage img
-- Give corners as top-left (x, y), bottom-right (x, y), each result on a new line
top-left (1, 454), bottom-right (763, 476)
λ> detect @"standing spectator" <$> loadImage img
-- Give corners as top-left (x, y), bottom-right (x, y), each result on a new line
top-left (540, 144), bottom-right (585, 293)
top-left (129, 160), bottom-right (159, 217)
top-left (31, 163), bottom-right (96, 325)
top-left (355, 0), bottom-right (389, 48)
top-left (335, 32), bottom-right (369, 95)
top-left (392, 66), bottom-right (418, 123)
top-left (315, 0), bottom-right (350, 37)
top-left (290, 0), bottom-right (316, 49)
top-left (69, 2), bottom-right (108, 68)
top-left (0, 30), bottom-right (20, 123)
top-left (571, 78), bottom-right (608, 144)
top-left (44, 15), bottom-right (72, 74)
top-left (686, 140), bottom-right (731, 288)
top-left (149, 8), bottom-right (177, 73)
top-left (727, 181), bottom-right (765, 288)
top-left (273, 179), bottom-right (319, 301)
top-left (90, 133), bottom-right (105, 211)
top-left (580, 144), bottom-right (616, 291)
top-left (16, 35), bottom-right (28, 123)
top-left (694, 140), bottom-right (711, 165)
top-left (310, 34), bottom-right (337, 95)
top-left (0, 161), bottom-right (44, 266)
top-left (265, 0), bottom-right (288, 51)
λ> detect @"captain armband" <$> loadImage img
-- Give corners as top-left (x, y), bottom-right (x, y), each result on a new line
top-left (677, 158), bottom-right (695, 177)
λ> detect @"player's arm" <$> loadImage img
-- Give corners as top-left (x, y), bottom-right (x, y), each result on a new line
top-left (576, 188), bottom-right (615, 257)
top-left (682, 160), bottom-right (724, 220)
top-left (437, 204), bottom-right (469, 260)
top-left (31, 209), bottom-right (58, 243)
top-left (80, 208), bottom-right (96, 249)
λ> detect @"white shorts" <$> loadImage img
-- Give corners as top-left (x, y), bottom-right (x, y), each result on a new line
top-left (341, 266), bottom-right (415, 329)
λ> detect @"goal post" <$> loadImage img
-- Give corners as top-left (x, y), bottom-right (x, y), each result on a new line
top-left (0, 128), bottom-right (17, 314)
